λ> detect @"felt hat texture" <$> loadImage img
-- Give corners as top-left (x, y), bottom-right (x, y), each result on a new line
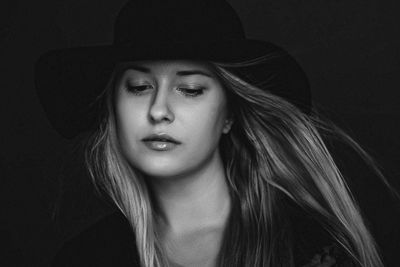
top-left (35, 0), bottom-right (311, 139)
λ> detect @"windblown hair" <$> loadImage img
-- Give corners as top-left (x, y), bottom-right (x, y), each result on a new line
top-left (85, 56), bottom-right (387, 267)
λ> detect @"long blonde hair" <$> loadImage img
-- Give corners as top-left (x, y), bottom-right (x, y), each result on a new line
top-left (85, 56), bottom-right (388, 266)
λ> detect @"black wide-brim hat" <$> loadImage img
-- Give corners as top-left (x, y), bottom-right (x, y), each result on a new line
top-left (35, 0), bottom-right (311, 139)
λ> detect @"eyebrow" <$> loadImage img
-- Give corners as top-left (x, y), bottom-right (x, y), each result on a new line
top-left (176, 70), bottom-right (212, 78)
top-left (127, 65), bottom-right (213, 78)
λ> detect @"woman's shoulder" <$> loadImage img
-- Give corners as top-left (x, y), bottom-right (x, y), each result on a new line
top-left (289, 203), bottom-right (356, 266)
top-left (52, 210), bottom-right (356, 267)
top-left (51, 212), bottom-right (140, 267)
top-left (300, 243), bottom-right (356, 267)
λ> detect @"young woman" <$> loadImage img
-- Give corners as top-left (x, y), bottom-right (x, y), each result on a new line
top-left (35, 0), bottom-right (392, 266)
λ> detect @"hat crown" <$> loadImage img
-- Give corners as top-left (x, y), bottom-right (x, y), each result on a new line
top-left (35, 0), bottom-right (311, 139)
top-left (114, 0), bottom-right (246, 45)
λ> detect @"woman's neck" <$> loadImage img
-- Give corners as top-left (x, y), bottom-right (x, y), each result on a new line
top-left (148, 150), bottom-right (231, 234)
top-left (147, 150), bottom-right (230, 266)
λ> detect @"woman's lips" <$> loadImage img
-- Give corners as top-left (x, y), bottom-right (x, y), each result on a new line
top-left (142, 133), bottom-right (181, 144)
top-left (142, 133), bottom-right (181, 151)
top-left (142, 140), bottom-right (179, 151)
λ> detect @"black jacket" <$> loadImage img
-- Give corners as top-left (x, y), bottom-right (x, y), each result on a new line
top-left (52, 212), bottom-right (141, 267)
top-left (52, 211), bottom-right (354, 267)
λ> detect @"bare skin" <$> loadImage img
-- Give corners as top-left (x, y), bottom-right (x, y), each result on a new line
top-left (151, 150), bottom-right (231, 267)
top-left (115, 60), bottom-right (233, 266)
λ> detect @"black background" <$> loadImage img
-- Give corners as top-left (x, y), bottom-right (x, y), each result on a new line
top-left (1, 0), bottom-right (399, 266)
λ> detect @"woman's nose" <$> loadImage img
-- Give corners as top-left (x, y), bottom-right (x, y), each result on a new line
top-left (148, 88), bottom-right (174, 124)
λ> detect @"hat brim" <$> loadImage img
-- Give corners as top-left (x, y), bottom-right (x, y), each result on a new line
top-left (35, 39), bottom-right (310, 139)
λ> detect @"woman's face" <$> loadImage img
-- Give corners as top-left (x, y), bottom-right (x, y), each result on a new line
top-left (114, 60), bottom-right (232, 179)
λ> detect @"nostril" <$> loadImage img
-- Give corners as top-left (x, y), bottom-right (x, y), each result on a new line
top-left (148, 86), bottom-right (174, 123)
top-left (148, 105), bottom-right (174, 123)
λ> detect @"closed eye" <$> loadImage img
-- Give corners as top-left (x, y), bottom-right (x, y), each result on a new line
top-left (125, 83), bottom-right (205, 97)
top-left (126, 84), bottom-right (153, 94)
top-left (176, 87), bottom-right (205, 97)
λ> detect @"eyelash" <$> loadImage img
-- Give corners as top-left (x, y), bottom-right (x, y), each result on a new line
top-left (126, 85), bottom-right (205, 97)
top-left (176, 87), bottom-right (205, 97)
top-left (126, 85), bottom-right (152, 95)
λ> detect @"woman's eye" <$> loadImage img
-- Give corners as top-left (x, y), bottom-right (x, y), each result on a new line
top-left (177, 87), bottom-right (205, 97)
top-left (126, 84), bottom-right (153, 94)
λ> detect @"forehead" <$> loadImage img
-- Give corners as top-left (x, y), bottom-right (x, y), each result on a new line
top-left (116, 60), bottom-right (216, 77)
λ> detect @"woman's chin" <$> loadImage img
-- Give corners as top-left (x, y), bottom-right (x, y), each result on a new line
top-left (135, 161), bottom-right (189, 180)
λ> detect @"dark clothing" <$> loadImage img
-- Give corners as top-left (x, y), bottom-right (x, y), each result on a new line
top-left (52, 211), bottom-right (355, 267)
top-left (52, 212), bottom-right (140, 267)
